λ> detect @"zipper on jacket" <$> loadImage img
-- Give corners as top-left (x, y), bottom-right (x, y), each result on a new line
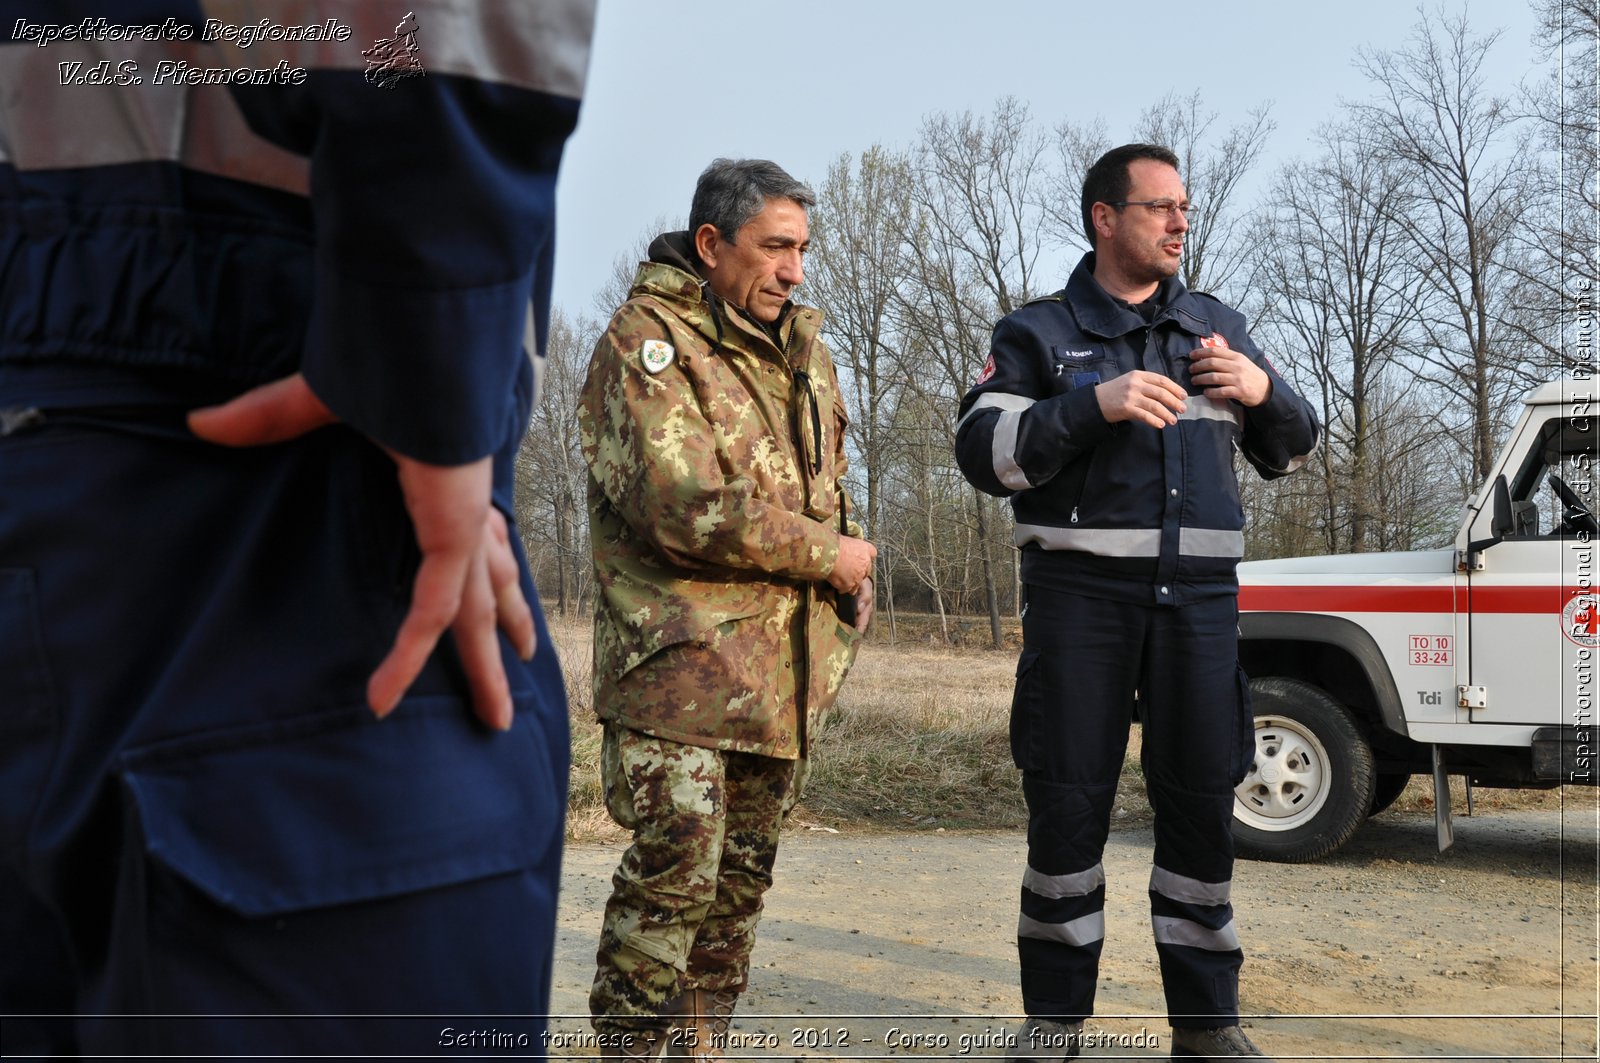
top-left (0, 407), bottom-right (45, 437)
top-left (0, 403), bottom-right (192, 439)
top-left (1070, 506), bottom-right (1079, 524)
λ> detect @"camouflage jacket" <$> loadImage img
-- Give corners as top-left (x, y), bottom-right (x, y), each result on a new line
top-left (578, 232), bottom-right (862, 758)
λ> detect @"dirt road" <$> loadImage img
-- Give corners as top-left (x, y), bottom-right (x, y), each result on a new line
top-left (548, 807), bottom-right (1598, 1061)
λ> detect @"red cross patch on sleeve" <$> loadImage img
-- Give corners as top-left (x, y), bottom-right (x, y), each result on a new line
top-left (975, 352), bottom-right (997, 386)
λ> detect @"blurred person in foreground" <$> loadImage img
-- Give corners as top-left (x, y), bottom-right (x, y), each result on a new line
top-left (0, 1), bottom-right (593, 1055)
top-left (579, 158), bottom-right (875, 1059)
top-left (955, 143), bottom-right (1319, 1061)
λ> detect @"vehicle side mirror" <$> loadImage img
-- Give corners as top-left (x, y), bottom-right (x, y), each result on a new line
top-left (1464, 475), bottom-right (1513, 564)
top-left (1490, 475), bottom-right (1513, 537)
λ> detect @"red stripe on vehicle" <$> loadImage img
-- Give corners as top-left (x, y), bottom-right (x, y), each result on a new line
top-left (1241, 584), bottom-right (1586, 614)
top-left (1469, 586), bottom-right (1581, 613)
top-left (1239, 586), bottom-right (1455, 613)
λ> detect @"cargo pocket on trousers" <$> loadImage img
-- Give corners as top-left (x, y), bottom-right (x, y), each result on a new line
top-left (1230, 667), bottom-right (1256, 786)
top-left (0, 570), bottom-right (58, 856)
top-left (600, 722), bottom-right (640, 831)
top-left (1009, 650), bottom-right (1042, 772)
top-left (117, 696), bottom-right (563, 919)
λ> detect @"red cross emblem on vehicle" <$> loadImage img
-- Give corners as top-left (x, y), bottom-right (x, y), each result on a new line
top-left (1563, 592), bottom-right (1600, 647)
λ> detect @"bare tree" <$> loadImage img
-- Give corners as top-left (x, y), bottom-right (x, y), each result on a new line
top-left (876, 393), bottom-right (969, 642)
top-left (1040, 93), bottom-right (1273, 300)
top-left (806, 147), bottom-right (915, 547)
top-left (515, 307), bottom-right (595, 616)
top-left (806, 147), bottom-right (919, 641)
top-left (1041, 116), bottom-right (1111, 255)
top-left (592, 213), bottom-right (682, 320)
top-left (1509, 0), bottom-right (1599, 370)
top-left (1249, 120), bottom-right (1426, 552)
top-left (1354, 7), bottom-right (1538, 482)
top-left (910, 97), bottom-right (1049, 319)
top-left (892, 98), bottom-right (1050, 646)
top-left (1136, 91), bottom-right (1276, 298)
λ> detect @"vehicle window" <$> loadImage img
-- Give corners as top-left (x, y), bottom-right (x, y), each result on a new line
top-left (1505, 416), bottom-right (1599, 538)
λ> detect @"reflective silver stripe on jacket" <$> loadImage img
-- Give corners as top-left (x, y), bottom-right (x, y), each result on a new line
top-left (1016, 523), bottom-right (1243, 559)
top-left (1019, 911), bottom-right (1106, 947)
top-left (1178, 395), bottom-right (1243, 429)
top-left (1176, 528), bottom-right (1244, 558)
top-left (1152, 915), bottom-right (1240, 952)
top-left (1150, 865), bottom-right (1231, 906)
top-left (959, 392), bottom-right (1037, 491)
top-left (1023, 862), bottom-right (1105, 900)
top-left (1014, 525), bottom-right (1160, 555)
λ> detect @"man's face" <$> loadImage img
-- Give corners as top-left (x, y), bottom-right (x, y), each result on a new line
top-left (698, 197), bottom-right (808, 324)
top-left (1095, 159), bottom-right (1189, 287)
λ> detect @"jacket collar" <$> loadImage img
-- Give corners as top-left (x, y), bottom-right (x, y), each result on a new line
top-left (1063, 252), bottom-right (1214, 339)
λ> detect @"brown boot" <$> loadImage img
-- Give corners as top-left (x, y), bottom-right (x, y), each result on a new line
top-left (663, 989), bottom-right (739, 1061)
top-left (597, 1027), bottom-right (667, 1062)
top-left (1170, 1024), bottom-right (1273, 1059)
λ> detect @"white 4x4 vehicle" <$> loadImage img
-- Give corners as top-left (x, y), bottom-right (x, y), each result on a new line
top-left (1234, 379), bottom-right (1598, 861)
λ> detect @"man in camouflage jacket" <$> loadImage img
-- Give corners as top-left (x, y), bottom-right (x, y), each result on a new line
top-left (579, 158), bottom-right (875, 1057)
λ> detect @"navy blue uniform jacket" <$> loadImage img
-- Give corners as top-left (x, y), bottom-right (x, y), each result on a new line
top-left (955, 253), bottom-right (1319, 606)
top-left (0, 2), bottom-right (594, 1048)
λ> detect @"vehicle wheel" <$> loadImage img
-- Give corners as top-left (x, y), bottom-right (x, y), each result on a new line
top-left (1367, 771), bottom-right (1411, 817)
top-left (1233, 677), bottom-right (1375, 863)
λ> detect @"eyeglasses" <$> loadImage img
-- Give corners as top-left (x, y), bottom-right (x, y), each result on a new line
top-left (1108, 199), bottom-right (1199, 219)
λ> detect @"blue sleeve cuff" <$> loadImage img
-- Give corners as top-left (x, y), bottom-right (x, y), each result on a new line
top-left (302, 269), bottom-right (532, 465)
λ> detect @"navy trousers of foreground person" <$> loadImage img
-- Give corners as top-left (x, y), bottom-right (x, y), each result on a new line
top-left (1010, 585), bottom-right (1254, 1028)
top-left (0, 393), bottom-right (568, 1057)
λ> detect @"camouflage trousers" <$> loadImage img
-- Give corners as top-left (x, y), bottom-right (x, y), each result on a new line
top-left (589, 723), bottom-right (804, 1032)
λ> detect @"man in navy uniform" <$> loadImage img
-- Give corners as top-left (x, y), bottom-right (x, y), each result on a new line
top-left (0, 2), bottom-right (593, 1055)
top-left (956, 143), bottom-right (1318, 1060)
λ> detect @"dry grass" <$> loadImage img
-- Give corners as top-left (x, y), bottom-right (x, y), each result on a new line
top-left (546, 612), bottom-right (1151, 841)
top-left (547, 610), bottom-right (1572, 843)
top-left (794, 640), bottom-right (1024, 830)
top-left (544, 614), bottom-right (619, 841)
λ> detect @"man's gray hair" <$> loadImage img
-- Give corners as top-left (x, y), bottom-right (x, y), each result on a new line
top-left (689, 158), bottom-right (815, 243)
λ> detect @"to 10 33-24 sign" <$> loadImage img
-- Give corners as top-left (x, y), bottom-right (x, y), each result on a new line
top-left (1409, 634), bottom-right (1453, 666)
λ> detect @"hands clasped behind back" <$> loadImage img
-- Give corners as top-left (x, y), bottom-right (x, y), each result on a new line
top-left (186, 372), bottom-right (535, 732)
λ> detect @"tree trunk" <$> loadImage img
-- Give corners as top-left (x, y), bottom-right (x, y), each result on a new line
top-left (555, 489), bottom-right (570, 617)
top-left (884, 543), bottom-right (899, 645)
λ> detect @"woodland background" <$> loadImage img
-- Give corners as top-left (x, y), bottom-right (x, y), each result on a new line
top-left (517, 1), bottom-right (1597, 649)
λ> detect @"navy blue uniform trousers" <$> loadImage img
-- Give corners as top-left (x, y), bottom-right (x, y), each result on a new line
top-left (1011, 585), bottom-right (1253, 1027)
top-left (0, 398), bottom-right (568, 1058)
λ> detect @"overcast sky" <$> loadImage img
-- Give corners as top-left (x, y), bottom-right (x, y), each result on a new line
top-left (551, 0), bottom-right (1543, 319)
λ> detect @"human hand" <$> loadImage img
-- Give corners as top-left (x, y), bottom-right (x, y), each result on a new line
top-left (852, 575), bottom-right (875, 635)
top-left (1094, 370), bottom-right (1188, 428)
top-left (187, 372), bottom-right (534, 731)
top-left (828, 534), bottom-right (877, 594)
top-left (1188, 346), bottom-right (1271, 407)
top-left (370, 455), bottom-right (533, 730)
